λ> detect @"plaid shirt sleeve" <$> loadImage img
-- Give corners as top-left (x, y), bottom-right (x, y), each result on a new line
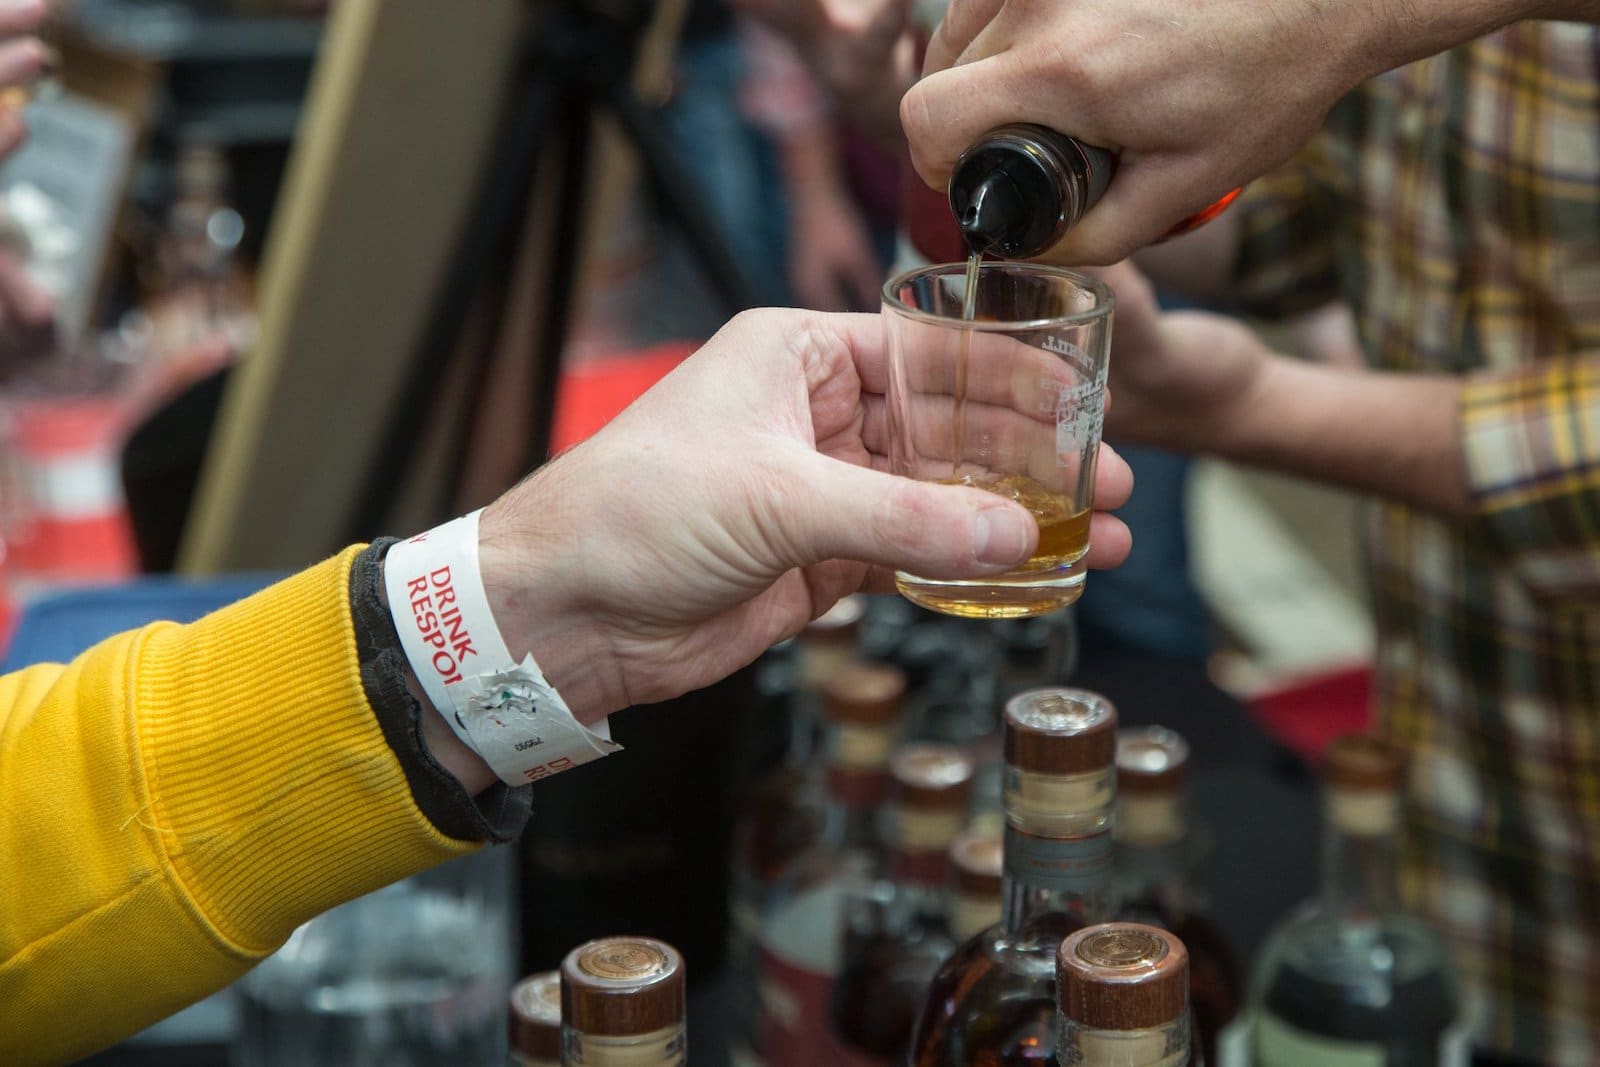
top-left (1224, 100), bottom-right (1357, 319)
top-left (1460, 359), bottom-right (1600, 603)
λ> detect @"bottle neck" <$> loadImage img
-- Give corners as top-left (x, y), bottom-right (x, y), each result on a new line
top-left (1001, 822), bottom-right (1114, 933)
top-left (1319, 790), bottom-right (1401, 912)
top-left (1058, 1016), bottom-right (1190, 1067)
top-left (890, 804), bottom-right (965, 888)
top-left (563, 1025), bottom-right (686, 1066)
top-left (1000, 765), bottom-right (1116, 931)
top-left (1115, 794), bottom-right (1197, 908)
top-left (825, 719), bottom-right (894, 835)
top-left (826, 787), bottom-right (885, 853)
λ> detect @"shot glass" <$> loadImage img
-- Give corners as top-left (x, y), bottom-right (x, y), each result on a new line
top-left (882, 262), bottom-right (1113, 619)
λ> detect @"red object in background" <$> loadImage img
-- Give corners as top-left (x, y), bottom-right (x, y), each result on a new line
top-left (5, 397), bottom-right (138, 582)
top-left (550, 341), bottom-right (698, 454)
top-left (1247, 666), bottom-right (1374, 764)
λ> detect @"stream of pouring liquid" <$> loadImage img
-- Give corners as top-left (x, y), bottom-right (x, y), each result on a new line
top-left (952, 251), bottom-right (981, 479)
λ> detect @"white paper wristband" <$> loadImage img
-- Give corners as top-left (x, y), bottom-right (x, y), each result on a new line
top-left (383, 510), bottom-right (621, 785)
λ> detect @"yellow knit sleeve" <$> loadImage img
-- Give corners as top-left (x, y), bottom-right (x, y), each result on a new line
top-left (0, 547), bottom-right (479, 1065)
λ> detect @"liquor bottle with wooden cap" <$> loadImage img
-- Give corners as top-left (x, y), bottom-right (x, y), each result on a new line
top-left (560, 936), bottom-right (686, 1066)
top-left (508, 971), bottom-right (562, 1067)
top-left (755, 661), bottom-right (907, 1067)
top-left (1245, 734), bottom-right (1464, 1065)
top-left (832, 742), bottom-right (976, 1063)
top-left (948, 830), bottom-right (1005, 944)
top-left (729, 598), bottom-right (867, 1067)
top-left (908, 687), bottom-right (1119, 1065)
top-left (1058, 922), bottom-right (1194, 1067)
top-left (1114, 727), bottom-right (1241, 1066)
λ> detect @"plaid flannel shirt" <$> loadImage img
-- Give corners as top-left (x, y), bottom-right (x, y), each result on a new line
top-left (1229, 21), bottom-right (1600, 1064)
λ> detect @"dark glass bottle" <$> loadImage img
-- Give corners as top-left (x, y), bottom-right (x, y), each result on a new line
top-left (947, 125), bottom-right (1243, 259)
top-left (832, 742), bottom-right (976, 1064)
top-left (755, 661), bottom-right (906, 1067)
top-left (1057, 922), bottom-right (1195, 1067)
top-left (1114, 727), bottom-right (1241, 1067)
top-left (908, 687), bottom-right (1119, 1066)
top-left (1247, 734), bottom-right (1464, 1066)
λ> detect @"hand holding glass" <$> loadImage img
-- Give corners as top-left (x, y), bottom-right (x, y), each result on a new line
top-left (883, 263), bottom-right (1113, 618)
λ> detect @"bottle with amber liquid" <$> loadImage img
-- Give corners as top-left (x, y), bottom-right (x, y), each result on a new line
top-left (559, 936), bottom-right (686, 1066)
top-left (1114, 727), bottom-right (1241, 1066)
top-left (948, 830), bottom-right (1005, 943)
top-left (908, 687), bottom-right (1119, 1065)
top-left (832, 742), bottom-right (976, 1063)
top-left (729, 598), bottom-right (867, 1067)
top-left (508, 971), bottom-right (562, 1067)
top-left (755, 661), bottom-right (907, 1067)
top-left (1058, 923), bottom-right (1195, 1066)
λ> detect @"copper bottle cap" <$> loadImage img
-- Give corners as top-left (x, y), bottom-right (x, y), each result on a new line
top-left (560, 936), bottom-right (685, 1037)
top-left (891, 742), bottom-right (975, 810)
top-left (1116, 726), bottom-right (1189, 795)
top-left (801, 595), bottom-right (866, 645)
top-left (508, 970), bottom-right (562, 1060)
top-left (1059, 923), bottom-right (1189, 1031)
top-left (823, 661), bottom-right (907, 725)
top-left (950, 830), bottom-right (1004, 896)
top-left (1323, 733), bottom-right (1406, 793)
top-left (1003, 688), bottom-right (1117, 774)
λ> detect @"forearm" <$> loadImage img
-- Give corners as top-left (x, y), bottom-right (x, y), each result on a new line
top-left (1358, 0), bottom-right (1600, 80)
top-left (1190, 347), bottom-right (1470, 518)
top-left (0, 550), bottom-right (481, 1064)
top-left (777, 118), bottom-right (854, 213)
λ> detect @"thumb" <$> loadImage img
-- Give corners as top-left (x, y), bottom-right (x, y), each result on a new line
top-left (779, 452), bottom-right (1038, 577)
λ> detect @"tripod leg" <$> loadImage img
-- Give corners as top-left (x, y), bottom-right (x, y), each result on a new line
top-left (519, 84), bottom-right (597, 474)
top-left (344, 72), bottom-right (557, 542)
top-left (608, 85), bottom-right (765, 314)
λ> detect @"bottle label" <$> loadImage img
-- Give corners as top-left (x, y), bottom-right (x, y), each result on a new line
top-left (756, 946), bottom-right (835, 1067)
top-left (1255, 1012), bottom-right (1384, 1067)
top-left (1003, 826), bottom-right (1112, 893)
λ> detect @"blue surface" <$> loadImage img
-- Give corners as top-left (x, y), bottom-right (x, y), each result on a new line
top-left (3, 574), bottom-right (283, 671)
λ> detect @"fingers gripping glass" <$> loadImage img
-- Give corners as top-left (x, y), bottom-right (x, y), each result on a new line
top-left (882, 263), bottom-right (1114, 619)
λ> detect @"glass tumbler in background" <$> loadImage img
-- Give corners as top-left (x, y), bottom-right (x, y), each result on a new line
top-left (231, 845), bottom-right (515, 1067)
top-left (882, 263), bottom-right (1114, 619)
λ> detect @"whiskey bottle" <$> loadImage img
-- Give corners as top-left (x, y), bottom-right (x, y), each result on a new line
top-left (832, 742), bottom-right (976, 1063)
top-left (729, 598), bottom-right (866, 1067)
top-left (948, 830), bottom-right (1005, 943)
top-left (1058, 922), bottom-right (1194, 1066)
top-left (1247, 734), bottom-right (1464, 1065)
top-left (1114, 727), bottom-right (1241, 1066)
top-left (560, 936), bottom-right (686, 1066)
top-left (508, 971), bottom-right (561, 1067)
top-left (948, 126), bottom-right (1242, 259)
top-left (756, 661), bottom-right (907, 1067)
top-left (908, 687), bottom-right (1119, 1065)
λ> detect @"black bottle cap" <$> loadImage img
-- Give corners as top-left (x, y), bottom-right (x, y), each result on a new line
top-left (950, 125), bottom-right (1116, 259)
top-left (951, 146), bottom-right (1064, 258)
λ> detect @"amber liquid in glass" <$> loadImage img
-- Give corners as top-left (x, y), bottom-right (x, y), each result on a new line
top-left (896, 474), bottom-right (1091, 619)
top-left (896, 254), bottom-right (1090, 619)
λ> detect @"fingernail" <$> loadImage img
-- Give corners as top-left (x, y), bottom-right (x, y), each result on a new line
top-left (974, 506), bottom-right (1031, 567)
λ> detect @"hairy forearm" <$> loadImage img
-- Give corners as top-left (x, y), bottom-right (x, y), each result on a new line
top-left (1358, 0), bottom-right (1600, 80)
top-left (1207, 352), bottom-right (1470, 518)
